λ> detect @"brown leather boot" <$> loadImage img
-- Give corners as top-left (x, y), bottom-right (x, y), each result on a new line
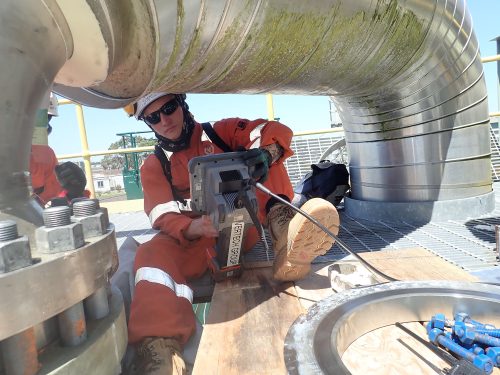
top-left (268, 198), bottom-right (339, 282)
top-left (135, 337), bottom-right (186, 375)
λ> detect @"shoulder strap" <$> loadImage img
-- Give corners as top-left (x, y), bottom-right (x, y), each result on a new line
top-left (154, 144), bottom-right (185, 202)
top-left (201, 122), bottom-right (233, 152)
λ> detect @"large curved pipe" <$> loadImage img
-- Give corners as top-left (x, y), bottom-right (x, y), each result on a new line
top-left (0, 0), bottom-right (73, 231)
top-left (1, 0), bottom-right (492, 227)
top-left (53, 0), bottom-right (492, 221)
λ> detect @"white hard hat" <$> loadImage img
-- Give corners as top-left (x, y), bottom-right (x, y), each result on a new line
top-left (134, 92), bottom-right (170, 119)
top-left (48, 93), bottom-right (59, 117)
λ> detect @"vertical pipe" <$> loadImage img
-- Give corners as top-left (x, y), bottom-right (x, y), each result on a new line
top-left (265, 94), bottom-right (275, 121)
top-left (75, 104), bottom-right (95, 198)
top-left (58, 302), bottom-right (87, 347)
top-left (84, 286), bottom-right (110, 320)
top-left (1, 328), bottom-right (39, 375)
top-left (0, 0), bottom-right (73, 229)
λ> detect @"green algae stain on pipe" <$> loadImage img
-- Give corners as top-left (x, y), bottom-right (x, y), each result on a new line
top-left (154, 0), bottom-right (185, 87)
top-left (153, 0), bottom-right (427, 96)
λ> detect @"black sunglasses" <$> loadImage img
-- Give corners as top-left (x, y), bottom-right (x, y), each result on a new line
top-left (142, 98), bottom-right (179, 126)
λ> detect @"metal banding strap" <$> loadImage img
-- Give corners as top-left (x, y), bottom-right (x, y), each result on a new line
top-left (248, 122), bottom-right (267, 149)
top-left (135, 267), bottom-right (193, 303)
top-left (149, 200), bottom-right (192, 225)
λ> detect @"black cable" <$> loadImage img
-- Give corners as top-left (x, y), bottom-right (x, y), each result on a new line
top-left (394, 322), bottom-right (455, 365)
top-left (254, 182), bottom-right (399, 282)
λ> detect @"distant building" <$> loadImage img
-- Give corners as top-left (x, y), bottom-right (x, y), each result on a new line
top-left (91, 166), bottom-right (124, 193)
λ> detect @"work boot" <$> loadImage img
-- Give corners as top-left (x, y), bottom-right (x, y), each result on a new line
top-left (268, 198), bottom-right (339, 282)
top-left (135, 337), bottom-right (186, 375)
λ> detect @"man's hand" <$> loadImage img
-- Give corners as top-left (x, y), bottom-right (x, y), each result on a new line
top-left (55, 162), bottom-right (87, 200)
top-left (241, 148), bottom-right (271, 182)
top-left (184, 215), bottom-right (218, 240)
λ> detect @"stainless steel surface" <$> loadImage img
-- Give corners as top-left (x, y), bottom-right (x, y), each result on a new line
top-left (58, 302), bottom-right (87, 347)
top-left (0, 0), bottom-right (493, 369)
top-left (0, 234), bottom-right (32, 273)
top-left (53, 0), bottom-right (156, 106)
top-left (84, 286), bottom-right (110, 320)
top-left (0, 0), bottom-right (71, 232)
top-left (42, 206), bottom-right (71, 228)
top-left (0, 2), bottom-right (125, 370)
top-left (284, 281), bottom-right (500, 374)
top-left (51, 0), bottom-right (490, 208)
top-left (0, 228), bottom-right (117, 341)
top-left (1, 329), bottom-right (38, 375)
top-left (0, 220), bottom-right (18, 241)
top-left (0, 0), bottom-right (491, 233)
top-left (73, 200), bottom-right (98, 217)
top-left (37, 288), bottom-right (127, 375)
top-left (73, 211), bottom-right (107, 239)
top-left (35, 221), bottom-right (84, 253)
top-left (33, 318), bottom-right (58, 352)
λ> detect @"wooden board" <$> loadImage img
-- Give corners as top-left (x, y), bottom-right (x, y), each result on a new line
top-left (294, 247), bottom-right (477, 310)
top-left (192, 268), bottom-right (304, 375)
top-left (194, 248), bottom-right (480, 374)
top-left (343, 321), bottom-right (500, 375)
top-left (343, 322), bottom-right (450, 375)
top-left (355, 248), bottom-right (478, 282)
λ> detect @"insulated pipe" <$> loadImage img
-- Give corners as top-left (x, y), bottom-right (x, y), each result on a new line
top-left (0, 0), bottom-right (153, 229)
top-left (0, 0), bottom-right (73, 231)
top-left (52, 0), bottom-right (492, 221)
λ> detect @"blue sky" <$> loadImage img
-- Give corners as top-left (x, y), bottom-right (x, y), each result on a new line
top-left (49, 1), bottom-right (500, 157)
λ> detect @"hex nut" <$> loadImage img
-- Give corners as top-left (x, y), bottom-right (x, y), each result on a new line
top-left (432, 313), bottom-right (446, 330)
top-left (455, 322), bottom-right (476, 346)
top-left (486, 347), bottom-right (500, 365)
top-left (473, 354), bottom-right (494, 373)
top-left (98, 207), bottom-right (110, 229)
top-left (0, 236), bottom-right (32, 273)
top-left (72, 212), bottom-right (107, 239)
top-left (35, 222), bottom-right (84, 253)
top-left (428, 328), bottom-right (443, 344)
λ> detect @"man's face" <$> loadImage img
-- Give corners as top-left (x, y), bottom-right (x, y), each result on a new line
top-left (143, 94), bottom-right (184, 140)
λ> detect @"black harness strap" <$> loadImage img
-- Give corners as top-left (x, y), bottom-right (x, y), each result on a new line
top-left (201, 122), bottom-right (232, 152)
top-left (154, 144), bottom-right (186, 202)
top-left (154, 122), bottom-right (232, 201)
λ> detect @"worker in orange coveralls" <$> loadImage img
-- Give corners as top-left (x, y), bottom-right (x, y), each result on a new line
top-left (30, 93), bottom-right (88, 206)
top-left (126, 92), bottom-right (340, 374)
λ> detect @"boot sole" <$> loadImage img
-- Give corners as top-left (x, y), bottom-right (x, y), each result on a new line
top-left (273, 199), bottom-right (339, 281)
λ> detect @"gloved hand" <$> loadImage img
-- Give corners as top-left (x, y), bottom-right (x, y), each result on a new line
top-left (240, 148), bottom-right (271, 183)
top-left (55, 162), bottom-right (87, 200)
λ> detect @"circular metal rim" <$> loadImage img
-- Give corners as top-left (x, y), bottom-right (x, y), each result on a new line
top-left (284, 280), bottom-right (500, 375)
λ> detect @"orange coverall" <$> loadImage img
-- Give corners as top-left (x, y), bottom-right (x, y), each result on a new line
top-left (128, 118), bottom-right (295, 345)
top-left (30, 144), bottom-right (63, 205)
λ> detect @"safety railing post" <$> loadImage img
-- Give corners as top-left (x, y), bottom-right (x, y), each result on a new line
top-left (74, 103), bottom-right (95, 198)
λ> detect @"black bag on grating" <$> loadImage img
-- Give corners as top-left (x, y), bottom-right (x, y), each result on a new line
top-left (294, 160), bottom-right (350, 207)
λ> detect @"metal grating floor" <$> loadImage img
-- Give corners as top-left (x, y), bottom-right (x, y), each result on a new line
top-left (110, 184), bottom-right (500, 275)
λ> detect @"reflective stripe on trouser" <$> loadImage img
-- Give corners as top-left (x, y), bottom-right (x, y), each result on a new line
top-left (128, 233), bottom-right (214, 345)
top-left (135, 267), bottom-right (194, 303)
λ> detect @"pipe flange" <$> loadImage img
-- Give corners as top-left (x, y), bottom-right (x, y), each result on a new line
top-left (284, 280), bottom-right (500, 374)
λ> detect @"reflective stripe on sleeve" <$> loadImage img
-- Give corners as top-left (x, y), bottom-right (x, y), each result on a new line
top-left (248, 122), bottom-right (267, 148)
top-left (149, 200), bottom-right (192, 225)
top-left (135, 267), bottom-right (193, 303)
